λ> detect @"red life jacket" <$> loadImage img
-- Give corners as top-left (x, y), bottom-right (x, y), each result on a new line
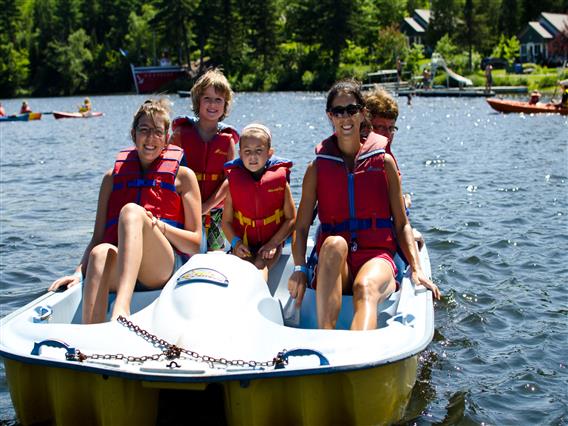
top-left (171, 116), bottom-right (239, 205)
top-left (315, 132), bottom-right (396, 254)
top-left (225, 157), bottom-right (292, 247)
top-left (103, 145), bottom-right (185, 245)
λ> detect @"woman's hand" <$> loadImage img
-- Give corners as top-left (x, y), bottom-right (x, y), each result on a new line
top-left (288, 271), bottom-right (308, 307)
top-left (411, 269), bottom-right (441, 300)
top-left (48, 273), bottom-right (81, 292)
top-left (146, 210), bottom-right (166, 235)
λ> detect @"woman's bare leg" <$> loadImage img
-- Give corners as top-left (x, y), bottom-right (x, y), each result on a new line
top-left (316, 236), bottom-right (350, 329)
top-left (111, 203), bottom-right (175, 320)
top-left (82, 243), bottom-right (118, 324)
top-left (351, 258), bottom-right (396, 330)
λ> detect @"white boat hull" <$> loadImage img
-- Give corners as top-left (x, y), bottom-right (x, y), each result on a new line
top-left (1, 244), bottom-right (434, 425)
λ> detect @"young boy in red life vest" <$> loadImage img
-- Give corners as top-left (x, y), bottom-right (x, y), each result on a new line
top-left (222, 124), bottom-right (296, 282)
top-left (170, 68), bottom-right (239, 252)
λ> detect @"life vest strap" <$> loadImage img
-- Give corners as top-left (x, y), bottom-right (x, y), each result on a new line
top-left (113, 179), bottom-right (176, 192)
top-left (127, 178), bottom-right (157, 188)
top-left (195, 172), bottom-right (221, 181)
top-left (235, 208), bottom-right (284, 228)
top-left (320, 218), bottom-right (392, 233)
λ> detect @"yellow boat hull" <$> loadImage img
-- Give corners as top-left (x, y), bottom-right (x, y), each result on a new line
top-left (5, 355), bottom-right (417, 426)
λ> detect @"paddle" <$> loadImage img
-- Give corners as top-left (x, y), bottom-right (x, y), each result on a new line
top-left (41, 112), bottom-right (54, 115)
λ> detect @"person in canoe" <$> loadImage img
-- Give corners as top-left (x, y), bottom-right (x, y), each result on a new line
top-left (48, 99), bottom-right (202, 323)
top-left (20, 101), bottom-right (32, 114)
top-left (528, 90), bottom-right (541, 105)
top-left (0, 102), bottom-right (5, 117)
top-left (222, 123), bottom-right (296, 282)
top-left (288, 79), bottom-right (440, 331)
top-left (79, 97), bottom-right (92, 113)
top-left (170, 68), bottom-right (239, 252)
top-left (555, 81), bottom-right (568, 109)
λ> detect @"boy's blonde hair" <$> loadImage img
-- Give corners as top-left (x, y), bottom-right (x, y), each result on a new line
top-left (364, 86), bottom-right (399, 120)
top-left (131, 98), bottom-right (172, 140)
top-left (191, 68), bottom-right (234, 121)
top-left (241, 123), bottom-right (272, 149)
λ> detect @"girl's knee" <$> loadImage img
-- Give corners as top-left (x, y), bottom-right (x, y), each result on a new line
top-left (89, 243), bottom-right (116, 262)
top-left (119, 203), bottom-right (145, 223)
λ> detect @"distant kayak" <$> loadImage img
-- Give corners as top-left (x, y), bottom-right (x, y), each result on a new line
top-left (487, 98), bottom-right (568, 115)
top-left (0, 112), bottom-right (42, 122)
top-left (53, 111), bottom-right (104, 119)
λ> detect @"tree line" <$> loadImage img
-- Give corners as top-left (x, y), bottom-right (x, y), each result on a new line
top-left (0, 0), bottom-right (565, 97)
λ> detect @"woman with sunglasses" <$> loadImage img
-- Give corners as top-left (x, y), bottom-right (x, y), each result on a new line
top-left (48, 99), bottom-right (202, 323)
top-left (288, 79), bottom-right (440, 330)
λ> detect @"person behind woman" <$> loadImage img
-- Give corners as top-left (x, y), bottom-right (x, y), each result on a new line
top-left (288, 79), bottom-right (440, 331)
top-left (170, 68), bottom-right (239, 252)
top-left (0, 102), bottom-right (6, 117)
top-left (222, 123), bottom-right (296, 282)
top-left (49, 99), bottom-right (202, 323)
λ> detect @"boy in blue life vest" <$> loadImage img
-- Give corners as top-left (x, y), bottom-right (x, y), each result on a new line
top-left (222, 124), bottom-right (296, 282)
top-left (170, 69), bottom-right (240, 252)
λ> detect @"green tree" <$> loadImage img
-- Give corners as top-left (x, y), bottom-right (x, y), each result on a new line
top-left (406, 43), bottom-right (425, 75)
top-left (285, 0), bottom-right (357, 86)
top-left (151, 0), bottom-right (195, 67)
top-left (54, 0), bottom-right (81, 41)
top-left (491, 34), bottom-right (520, 65)
top-left (498, 0), bottom-right (522, 37)
top-left (372, 25), bottom-right (408, 69)
top-left (48, 28), bottom-right (93, 95)
top-left (0, 0), bottom-right (30, 96)
top-left (0, 43), bottom-right (30, 97)
top-left (124, 4), bottom-right (157, 66)
top-left (29, 0), bottom-right (59, 94)
top-left (204, 0), bottom-right (245, 73)
top-left (434, 33), bottom-right (459, 59)
top-left (427, 0), bottom-right (461, 47)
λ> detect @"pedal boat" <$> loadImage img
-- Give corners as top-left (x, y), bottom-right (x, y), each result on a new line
top-left (0, 243), bottom-right (435, 426)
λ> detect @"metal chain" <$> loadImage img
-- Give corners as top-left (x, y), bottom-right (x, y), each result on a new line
top-left (68, 316), bottom-right (286, 369)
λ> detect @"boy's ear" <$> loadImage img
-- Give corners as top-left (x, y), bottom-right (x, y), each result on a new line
top-left (131, 128), bottom-right (136, 142)
top-left (268, 147), bottom-right (274, 158)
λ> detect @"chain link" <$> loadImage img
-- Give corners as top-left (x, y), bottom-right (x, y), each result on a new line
top-left (67, 316), bottom-right (285, 369)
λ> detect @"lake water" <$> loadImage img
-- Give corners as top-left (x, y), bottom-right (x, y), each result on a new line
top-left (1, 93), bottom-right (567, 424)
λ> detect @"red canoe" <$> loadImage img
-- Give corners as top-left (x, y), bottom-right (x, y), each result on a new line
top-left (53, 111), bottom-right (104, 119)
top-left (486, 98), bottom-right (568, 115)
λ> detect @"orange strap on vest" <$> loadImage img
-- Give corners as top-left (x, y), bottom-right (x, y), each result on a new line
top-left (235, 208), bottom-right (284, 247)
top-left (195, 172), bottom-right (221, 181)
top-left (234, 208), bottom-right (284, 229)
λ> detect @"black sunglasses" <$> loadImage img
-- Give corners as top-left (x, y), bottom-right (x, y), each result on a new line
top-left (328, 104), bottom-right (362, 118)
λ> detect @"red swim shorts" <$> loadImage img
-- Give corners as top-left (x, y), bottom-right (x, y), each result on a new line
top-left (311, 249), bottom-right (397, 290)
